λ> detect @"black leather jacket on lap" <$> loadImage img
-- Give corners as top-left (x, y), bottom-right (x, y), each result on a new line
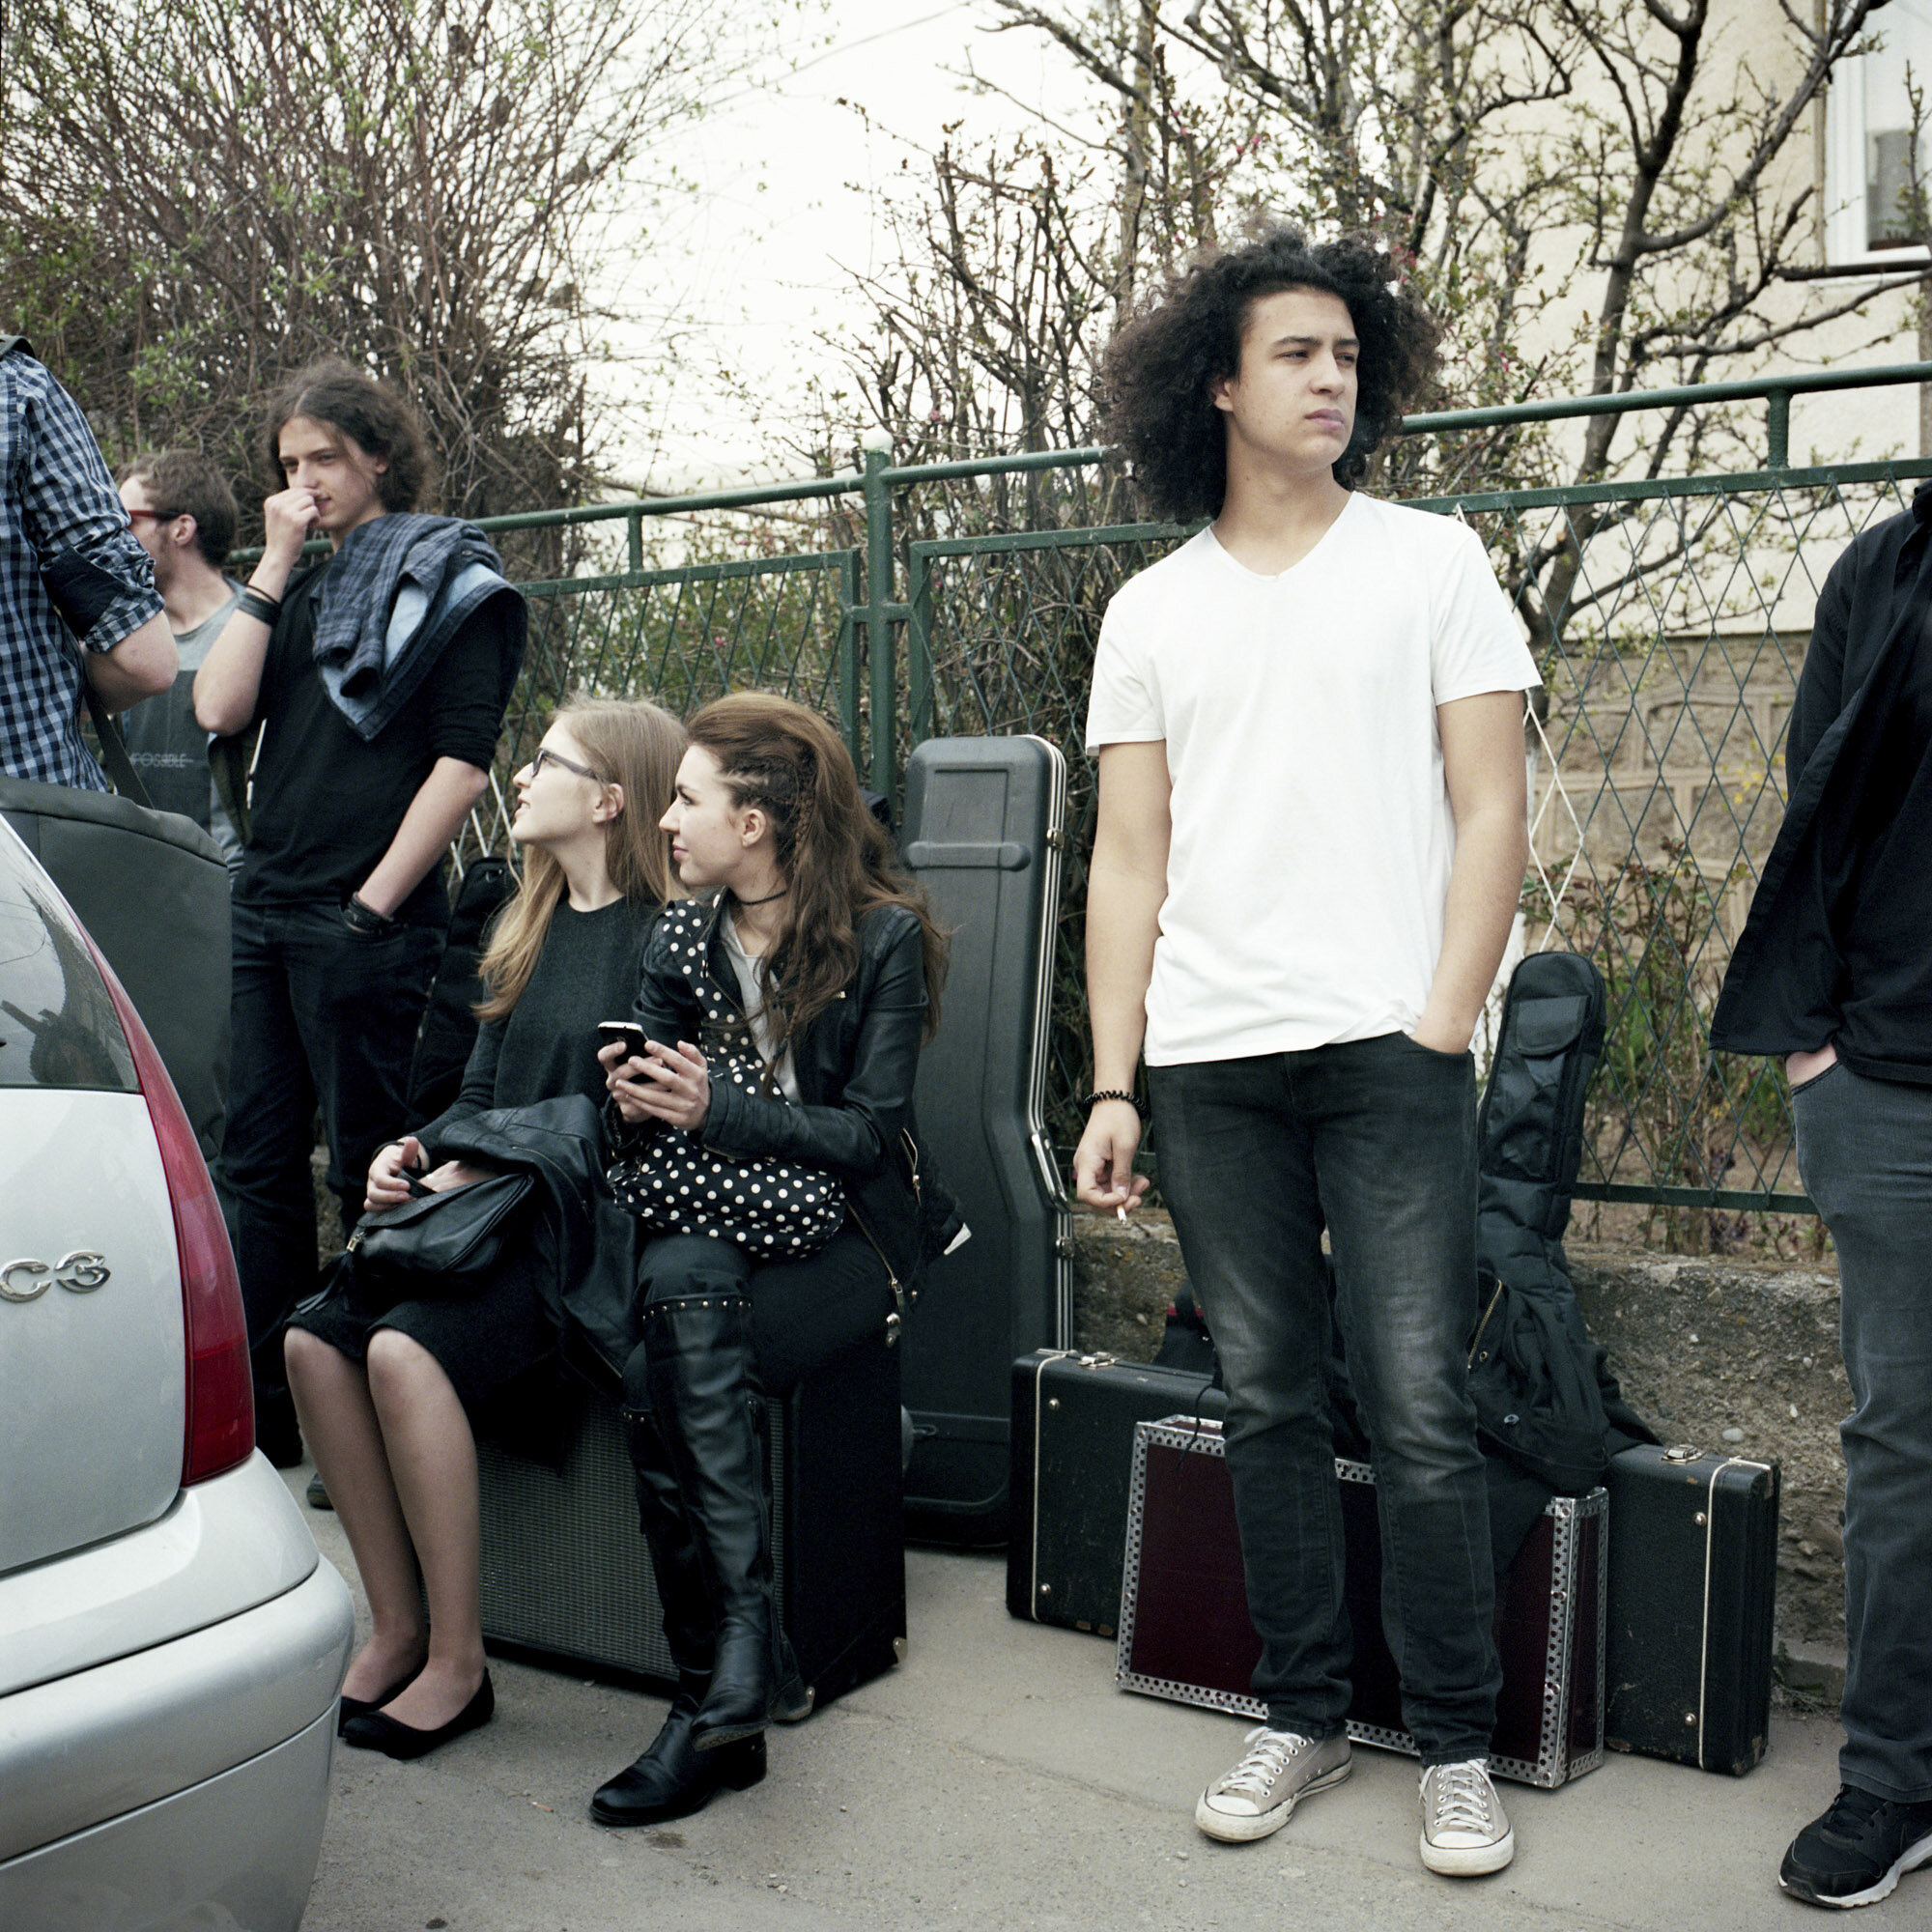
top-left (616, 894), bottom-right (962, 1294)
top-left (430, 1094), bottom-right (639, 1393)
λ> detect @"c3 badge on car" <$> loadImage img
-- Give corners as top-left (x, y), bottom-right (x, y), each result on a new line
top-left (0, 1252), bottom-right (110, 1301)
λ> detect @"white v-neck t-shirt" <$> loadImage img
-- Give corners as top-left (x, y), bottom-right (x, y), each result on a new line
top-left (1085, 494), bottom-right (1540, 1065)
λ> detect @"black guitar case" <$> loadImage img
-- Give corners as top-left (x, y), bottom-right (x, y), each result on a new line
top-left (899, 735), bottom-right (1069, 1545)
top-left (1, 781), bottom-right (230, 1166)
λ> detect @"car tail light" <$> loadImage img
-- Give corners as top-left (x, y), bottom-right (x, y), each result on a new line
top-left (82, 932), bottom-right (255, 1484)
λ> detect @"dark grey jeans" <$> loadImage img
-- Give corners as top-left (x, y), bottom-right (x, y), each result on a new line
top-left (1792, 1060), bottom-right (1932, 1804)
top-left (1150, 1034), bottom-right (1500, 1765)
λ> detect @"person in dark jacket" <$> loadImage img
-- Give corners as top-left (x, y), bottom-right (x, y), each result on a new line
top-left (285, 696), bottom-right (685, 1761)
top-left (590, 692), bottom-right (953, 1829)
top-left (1712, 479), bottom-right (1932, 1910)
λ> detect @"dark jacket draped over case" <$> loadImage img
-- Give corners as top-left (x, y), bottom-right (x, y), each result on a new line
top-left (428, 1094), bottom-right (640, 1393)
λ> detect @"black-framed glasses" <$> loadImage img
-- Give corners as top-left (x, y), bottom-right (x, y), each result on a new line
top-left (529, 745), bottom-right (609, 782)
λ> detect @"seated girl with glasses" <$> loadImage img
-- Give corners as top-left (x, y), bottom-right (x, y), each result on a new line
top-left (285, 696), bottom-right (686, 1759)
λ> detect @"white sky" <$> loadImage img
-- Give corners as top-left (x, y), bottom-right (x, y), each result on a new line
top-left (600, 1), bottom-right (1087, 490)
top-left (598, 4), bottom-right (1921, 491)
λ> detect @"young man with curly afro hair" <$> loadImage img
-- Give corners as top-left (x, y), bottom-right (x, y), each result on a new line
top-left (1074, 228), bottom-right (1540, 1874)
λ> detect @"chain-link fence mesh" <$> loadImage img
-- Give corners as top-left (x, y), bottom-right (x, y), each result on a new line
top-left (459, 440), bottom-right (1932, 1232)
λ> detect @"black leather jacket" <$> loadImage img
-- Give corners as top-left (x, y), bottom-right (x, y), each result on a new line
top-left (430, 1094), bottom-right (639, 1392)
top-left (616, 895), bottom-right (961, 1295)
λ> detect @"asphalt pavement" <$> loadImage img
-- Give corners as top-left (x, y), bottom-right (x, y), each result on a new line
top-left (283, 1463), bottom-right (1916, 1932)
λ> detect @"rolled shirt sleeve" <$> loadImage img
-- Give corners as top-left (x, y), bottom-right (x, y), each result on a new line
top-left (18, 363), bottom-right (163, 653)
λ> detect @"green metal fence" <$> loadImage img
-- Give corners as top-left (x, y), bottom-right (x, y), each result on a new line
top-left (453, 364), bottom-right (1932, 1227)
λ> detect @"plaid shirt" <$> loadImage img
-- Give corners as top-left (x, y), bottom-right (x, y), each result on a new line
top-left (0, 347), bottom-right (164, 788)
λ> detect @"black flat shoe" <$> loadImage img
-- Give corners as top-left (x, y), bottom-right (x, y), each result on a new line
top-left (340, 1672), bottom-right (494, 1760)
top-left (590, 1704), bottom-right (766, 1828)
top-left (336, 1659), bottom-right (428, 1734)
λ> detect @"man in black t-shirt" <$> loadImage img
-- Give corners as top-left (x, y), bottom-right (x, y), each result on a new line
top-left (196, 360), bottom-right (524, 1460)
top-left (1713, 484), bottom-right (1932, 1911)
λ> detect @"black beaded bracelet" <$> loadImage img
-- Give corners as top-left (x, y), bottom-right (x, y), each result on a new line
top-left (1082, 1088), bottom-right (1149, 1121)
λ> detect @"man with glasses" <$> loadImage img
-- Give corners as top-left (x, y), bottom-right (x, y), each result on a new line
top-left (193, 359), bottom-right (525, 1463)
top-left (0, 337), bottom-right (176, 785)
top-left (118, 451), bottom-right (247, 867)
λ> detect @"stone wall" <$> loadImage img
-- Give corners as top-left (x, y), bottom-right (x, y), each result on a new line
top-left (1569, 1242), bottom-right (1846, 1650)
top-left (1068, 1210), bottom-right (1847, 1660)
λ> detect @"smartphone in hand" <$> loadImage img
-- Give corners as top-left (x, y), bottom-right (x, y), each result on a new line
top-left (598, 1020), bottom-right (653, 1063)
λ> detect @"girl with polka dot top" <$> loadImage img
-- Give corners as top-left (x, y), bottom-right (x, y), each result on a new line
top-left (592, 691), bottom-right (958, 1829)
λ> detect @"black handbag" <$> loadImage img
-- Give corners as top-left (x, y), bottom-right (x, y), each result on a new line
top-left (346, 1169), bottom-right (534, 1293)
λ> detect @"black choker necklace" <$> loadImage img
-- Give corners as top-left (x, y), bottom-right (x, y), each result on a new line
top-left (732, 885), bottom-right (787, 908)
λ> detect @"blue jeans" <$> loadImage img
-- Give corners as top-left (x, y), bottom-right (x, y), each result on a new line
top-left (1150, 1034), bottom-right (1500, 1764)
top-left (1793, 1060), bottom-right (1932, 1804)
top-left (216, 897), bottom-right (441, 1403)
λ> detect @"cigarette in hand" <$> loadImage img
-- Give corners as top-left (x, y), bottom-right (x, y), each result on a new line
top-left (1116, 1203), bottom-right (1129, 1223)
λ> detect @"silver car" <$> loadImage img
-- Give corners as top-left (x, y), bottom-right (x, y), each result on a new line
top-left (0, 815), bottom-right (354, 1930)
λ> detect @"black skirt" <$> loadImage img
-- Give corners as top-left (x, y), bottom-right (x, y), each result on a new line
top-left (288, 1234), bottom-right (555, 1417)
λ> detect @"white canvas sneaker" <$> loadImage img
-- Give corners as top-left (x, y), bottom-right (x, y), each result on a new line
top-left (1195, 1726), bottom-right (1352, 1843)
top-left (1419, 1758), bottom-right (1515, 1875)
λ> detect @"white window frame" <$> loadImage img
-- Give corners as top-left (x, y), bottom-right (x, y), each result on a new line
top-left (1824, 23), bottom-right (1932, 269)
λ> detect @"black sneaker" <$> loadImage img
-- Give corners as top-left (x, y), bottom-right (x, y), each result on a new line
top-left (1779, 1784), bottom-right (1932, 1908)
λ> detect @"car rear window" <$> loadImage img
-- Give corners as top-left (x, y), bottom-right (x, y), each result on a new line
top-left (0, 833), bottom-right (137, 1093)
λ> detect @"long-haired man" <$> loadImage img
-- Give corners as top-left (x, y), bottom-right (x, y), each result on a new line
top-left (196, 361), bottom-right (525, 1461)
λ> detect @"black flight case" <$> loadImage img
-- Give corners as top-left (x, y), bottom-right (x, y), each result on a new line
top-left (1604, 1441), bottom-right (1780, 1774)
top-left (1007, 1348), bottom-right (1227, 1634)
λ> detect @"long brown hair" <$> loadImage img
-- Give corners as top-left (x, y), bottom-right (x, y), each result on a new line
top-left (688, 693), bottom-right (947, 1047)
top-left (475, 696), bottom-right (685, 1020)
top-left (265, 358), bottom-right (432, 512)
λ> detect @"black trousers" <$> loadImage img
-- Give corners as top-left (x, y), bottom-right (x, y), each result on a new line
top-left (618, 1225), bottom-right (895, 1413)
top-left (217, 896), bottom-right (441, 1404)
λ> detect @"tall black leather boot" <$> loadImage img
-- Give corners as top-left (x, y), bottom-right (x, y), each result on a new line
top-left (591, 1404), bottom-right (766, 1827)
top-left (626, 1402), bottom-right (715, 1682)
top-left (644, 1289), bottom-right (810, 1751)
